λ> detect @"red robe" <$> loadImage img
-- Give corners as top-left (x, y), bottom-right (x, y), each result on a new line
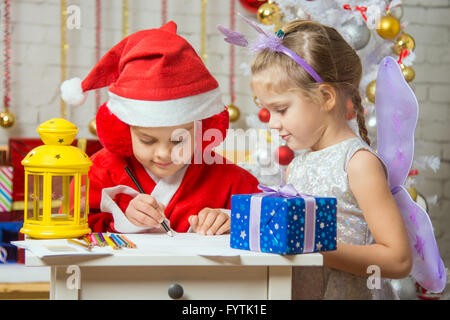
top-left (88, 148), bottom-right (260, 233)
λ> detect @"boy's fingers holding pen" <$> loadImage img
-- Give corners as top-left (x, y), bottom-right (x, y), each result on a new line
top-left (127, 209), bottom-right (159, 227)
top-left (136, 196), bottom-right (165, 223)
top-left (126, 196), bottom-right (164, 228)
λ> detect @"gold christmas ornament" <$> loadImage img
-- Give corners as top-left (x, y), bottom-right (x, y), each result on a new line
top-left (376, 15), bottom-right (401, 39)
top-left (257, 2), bottom-right (281, 26)
top-left (393, 33), bottom-right (415, 56)
top-left (88, 118), bottom-right (97, 136)
top-left (366, 80), bottom-right (376, 104)
top-left (227, 103), bottom-right (240, 122)
top-left (0, 110), bottom-right (16, 129)
top-left (400, 64), bottom-right (416, 82)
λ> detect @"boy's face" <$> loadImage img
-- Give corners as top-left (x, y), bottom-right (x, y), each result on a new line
top-left (130, 122), bottom-right (195, 178)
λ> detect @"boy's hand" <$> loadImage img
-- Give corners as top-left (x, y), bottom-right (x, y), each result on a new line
top-left (188, 208), bottom-right (230, 235)
top-left (125, 194), bottom-right (166, 228)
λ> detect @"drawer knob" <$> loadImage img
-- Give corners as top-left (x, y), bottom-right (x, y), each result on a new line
top-left (168, 283), bottom-right (184, 299)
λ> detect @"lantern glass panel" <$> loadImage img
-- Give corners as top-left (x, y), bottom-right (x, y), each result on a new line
top-left (51, 175), bottom-right (75, 221)
top-left (27, 174), bottom-right (44, 221)
top-left (80, 174), bottom-right (88, 221)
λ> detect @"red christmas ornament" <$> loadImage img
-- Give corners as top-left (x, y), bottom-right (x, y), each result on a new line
top-left (238, 0), bottom-right (268, 14)
top-left (345, 98), bottom-right (356, 120)
top-left (275, 145), bottom-right (294, 166)
top-left (258, 108), bottom-right (270, 122)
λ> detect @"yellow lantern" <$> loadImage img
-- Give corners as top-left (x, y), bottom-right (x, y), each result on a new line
top-left (20, 119), bottom-right (93, 239)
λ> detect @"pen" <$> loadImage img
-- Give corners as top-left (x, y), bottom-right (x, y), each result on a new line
top-left (124, 166), bottom-right (173, 237)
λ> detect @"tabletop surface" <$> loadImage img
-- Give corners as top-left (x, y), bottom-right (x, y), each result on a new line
top-left (22, 233), bottom-right (324, 267)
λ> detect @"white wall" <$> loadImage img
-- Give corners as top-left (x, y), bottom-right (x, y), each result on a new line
top-left (1, 0), bottom-right (449, 266)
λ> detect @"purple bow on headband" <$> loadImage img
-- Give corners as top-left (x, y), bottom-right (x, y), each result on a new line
top-left (217, 13), bottom-right (324, 83)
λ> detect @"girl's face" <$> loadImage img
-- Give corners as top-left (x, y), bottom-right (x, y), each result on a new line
top-left (130, 122), bottom-right (195, 178)
top-left (252, 82), bottom-right (327, 151)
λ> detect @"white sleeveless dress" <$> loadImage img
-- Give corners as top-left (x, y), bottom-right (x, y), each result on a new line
top-left (287, 137), bottom-right (399, 300)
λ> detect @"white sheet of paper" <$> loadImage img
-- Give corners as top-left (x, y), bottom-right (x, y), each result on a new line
top-left (11, 239), bottom-right (113, 258)
top-left (12, 233), bottom-right (265, 258)
top-left (120, 233), bottom-right (255, 256)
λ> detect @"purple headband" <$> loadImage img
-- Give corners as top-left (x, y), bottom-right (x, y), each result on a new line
top-left (217, 13), bottom-right (323, 83)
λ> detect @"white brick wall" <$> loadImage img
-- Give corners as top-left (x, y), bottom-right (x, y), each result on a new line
top-left (1, 1), bottom-right (449, 267)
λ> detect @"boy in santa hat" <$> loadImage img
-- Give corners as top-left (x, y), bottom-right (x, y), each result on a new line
top-left (61, 21), bottom-right (260, 235)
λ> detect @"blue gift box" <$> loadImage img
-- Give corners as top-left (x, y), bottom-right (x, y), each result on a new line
top-left (230, 190), bottom-right (337, 255)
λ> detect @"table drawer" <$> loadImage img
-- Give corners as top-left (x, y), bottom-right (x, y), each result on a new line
top-left (52, 266), bottom-right (268, 300)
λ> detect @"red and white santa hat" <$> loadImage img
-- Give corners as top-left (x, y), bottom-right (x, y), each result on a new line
top-left (61, 21), bottom-right (228, 156)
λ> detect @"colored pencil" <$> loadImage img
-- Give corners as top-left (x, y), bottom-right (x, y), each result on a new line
top-left (117, 234), bottom-right (131, 248)
top-left (83, 235), bottom-right (92, 246)
top-left (104, 235), bottom-right (118, 250)
top-left (111, 234), bottom-right (126, 248)
top-left (97, 232), bottom-right (107, 245)
top-left (90, 233), bottom-right (99, 246)
top-left (119, 235), bottom-right (136, 248)
top-left (94, 233), bottom-right (105, 246)
top-left (108, 234), bottom-right (121, 248)
top-left (68, 239), bottom-right (91, 251)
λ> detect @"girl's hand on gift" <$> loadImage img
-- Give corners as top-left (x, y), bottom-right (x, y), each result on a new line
top-left (188, 208), bottom-right (230, 235)
top-left (125, 194), bottom-right (166, 228)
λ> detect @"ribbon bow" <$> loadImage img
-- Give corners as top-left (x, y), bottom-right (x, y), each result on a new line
top-left (257, 182), bottom-right (303, 198)
top-left (343, 4), bottom-right (368, 22)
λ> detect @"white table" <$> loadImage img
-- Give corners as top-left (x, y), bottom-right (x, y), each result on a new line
top-left (24, 234), bottom-right (323, 300)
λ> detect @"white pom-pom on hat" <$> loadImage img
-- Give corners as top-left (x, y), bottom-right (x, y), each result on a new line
top-left (60, 77), bottom-right (88, 106)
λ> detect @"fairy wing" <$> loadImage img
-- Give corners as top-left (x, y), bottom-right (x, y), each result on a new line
top-left (375, 56), bottom-right (417, 188)
top-left (393, 186), bottom-right (446, 292)
top-left (375, 56), bottom-right (446, 292)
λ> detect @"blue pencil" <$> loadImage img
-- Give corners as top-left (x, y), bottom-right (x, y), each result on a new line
top-left (107, 234), bottom-right (121, 248)
top-left (116, 234), bottom-right (132, 248)
top-left (111, 234), bottom-right (126, 248)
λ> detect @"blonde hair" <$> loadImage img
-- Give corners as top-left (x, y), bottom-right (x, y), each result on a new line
top-left (251, 19), bottom-right (370, 145)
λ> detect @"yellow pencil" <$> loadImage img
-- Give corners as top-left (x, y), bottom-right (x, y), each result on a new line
top-left (82, 235), bottom-right (92, 247)
top-left (67, 238), bottom-right (92, 251)
top-left (104, 235), bottom-right (119, 250)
